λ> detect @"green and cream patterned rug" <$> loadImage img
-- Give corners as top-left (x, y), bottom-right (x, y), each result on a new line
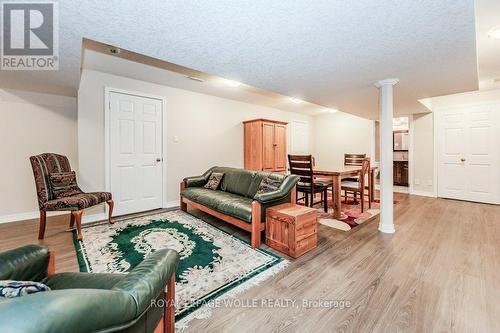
top-left (73, 210), bottom-right (287, 328)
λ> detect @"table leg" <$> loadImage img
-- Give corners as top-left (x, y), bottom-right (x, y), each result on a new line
top-left (333, 174), bottom-right (342, 219)
top-left (369, 169), bottom-right (376, 201)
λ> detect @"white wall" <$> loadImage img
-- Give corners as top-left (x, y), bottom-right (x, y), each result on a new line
top-left (312, 112), bottom-right (374, 168)
top-left (411, 113), bottom-right (434, 194)
top-left (429, 88), bottom-right (500, 109)
top-left (78, 69), bottom-right (313, 219)
top-left (0, 89), bottom-right (77, 221)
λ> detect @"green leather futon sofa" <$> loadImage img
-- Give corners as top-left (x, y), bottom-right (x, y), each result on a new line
top-left (0, 245), bottom-right (179, 333)
top-left (180, 166), bottom-right (300, 248)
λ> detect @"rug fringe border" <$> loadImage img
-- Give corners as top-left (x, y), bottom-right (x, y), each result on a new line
top-left (175, 259), bottom-right (289, 332)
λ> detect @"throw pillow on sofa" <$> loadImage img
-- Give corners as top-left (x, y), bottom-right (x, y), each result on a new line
top-left (0, 280), bottom-right (51, 298)
top-left (204, 172), bottom-right (224, 190)
top-left (49, 171), bottom-right (82, 198)
top-left (256, 177), bottom-right (282, 194)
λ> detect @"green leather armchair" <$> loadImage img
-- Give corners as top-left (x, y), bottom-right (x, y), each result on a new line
top-left (0, 245), bottom-right (179, 333)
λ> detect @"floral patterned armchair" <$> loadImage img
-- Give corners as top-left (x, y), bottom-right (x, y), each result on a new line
top-left (29, 153), bottom-right (113, 241)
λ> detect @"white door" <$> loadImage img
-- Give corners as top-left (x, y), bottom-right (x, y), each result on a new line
top-left (290, 120), bottom-right (310, 154)
top-left (109, 91), bottom-right (163, 216)
top-left (437, 104), bottom-right (499, 204)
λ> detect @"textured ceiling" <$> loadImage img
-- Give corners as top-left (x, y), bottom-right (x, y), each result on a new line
top-left (83, 49), bottom-right (328, 116)
top-left (0, 0), bottom-right (478, 119)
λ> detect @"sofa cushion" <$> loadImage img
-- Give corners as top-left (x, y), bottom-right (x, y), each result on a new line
top-left (44, 192), bottom-right (112, 211)
top-left (247, 172), bottom-right (287, 198)
top-left (49, 171), bottom-right (82, 198)
top-left (0, 280), bottom-right (51, 298)
top-left (204, 172), bottom-right (224, 190)
top-left (181, 187), bottom-right (253, 222)
top-left (212, 167), bottom-right (256, 198)
top-left (256, 176), bottom-right (283, 194)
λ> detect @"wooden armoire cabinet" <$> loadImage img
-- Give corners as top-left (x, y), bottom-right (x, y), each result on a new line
top-left (243, 119), bottom-right (288, 172)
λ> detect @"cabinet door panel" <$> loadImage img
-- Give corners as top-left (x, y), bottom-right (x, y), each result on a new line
top-left (244, 121), bottom-right (263, 170)
top-left (262, 122), bottom-right (275, 170)
top-left (274, 124), bottom-right (287, 171)
top-left (402, 164), bottom-right (409, 186)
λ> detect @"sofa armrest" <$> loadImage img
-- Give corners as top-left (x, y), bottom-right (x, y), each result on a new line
top-left (112, 249), bottom-right (180, 316)
top-left (253, 175), bottom-right (300, 203)
top-left (184, 175), bottom-right (207, 188)
top-left (0, 245), bottom-right (50, 281)
top-left (183, 167), bottom-right (216, 188)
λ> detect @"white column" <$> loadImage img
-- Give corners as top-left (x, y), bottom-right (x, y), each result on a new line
top-left (374, 78), bottom-right (399, 233)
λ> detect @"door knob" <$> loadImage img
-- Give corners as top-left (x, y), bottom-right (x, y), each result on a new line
top-left (460, 158), bottom-right (466, 162)
top-left (156, 158), bottom-right (162, 162)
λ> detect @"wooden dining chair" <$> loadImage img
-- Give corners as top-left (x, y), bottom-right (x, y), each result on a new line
top-left (341, 157), bottom-right (371, 213)
top-left (344, 153), bottom-right (366, 166)
top-left (288, 155), bottom-right (329, 212)
top-left (343, 153), bottom-right (367, 202)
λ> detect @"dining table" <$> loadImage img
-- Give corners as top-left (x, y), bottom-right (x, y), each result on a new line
top-left (313, 165), bottom-right (378, 219)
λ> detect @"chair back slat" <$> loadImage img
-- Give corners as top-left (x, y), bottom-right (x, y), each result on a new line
top-left (288, 155), bottom-right (312, 161)
top-left (344, 153), bottom-right (366, 166)
top-left (288, 154), bottom-right (314, 188)
top-left (359, 158), bottom-right (370, 189)
top-left (29, 153), bottom-right (72, 208)
top-left (289, 161), bottom-right (312, 169)
top-left (288, 168), bottom-right (312, 177)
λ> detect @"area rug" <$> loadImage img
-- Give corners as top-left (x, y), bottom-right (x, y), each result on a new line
top-left (317, 196), bottom-right (381, 231)
top-left (304, 195), bottom-right (397, 232)
top-left (73, 210), bottom-right (287, 329)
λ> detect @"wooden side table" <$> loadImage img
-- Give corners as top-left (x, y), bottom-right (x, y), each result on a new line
top-left (266, 203), bottom-right (318, 258)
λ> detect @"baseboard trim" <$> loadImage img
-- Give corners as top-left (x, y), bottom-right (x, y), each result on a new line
top-left (378, 223), bottom-right (396, 234)
top-left (2, 202), bottom-right (182, 225)
top-left (82, 213), bottom-right (107, 224)
top-left (0, 211), bottom-right (67, 224)
top-left (410, 190), bottom-right (437, 198)
top-left (165, 201), bottom-right (180, 209)
top-left (0, 211), bottom-right (108, 225)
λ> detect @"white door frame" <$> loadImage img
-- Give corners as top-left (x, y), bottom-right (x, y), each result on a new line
top-left (104, 87), bottom-right (168, 212)
top-left (434, 100), bottom-right (500, 204)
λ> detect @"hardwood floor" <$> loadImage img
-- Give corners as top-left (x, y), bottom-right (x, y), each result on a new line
top-left (1, 193), bottom-right (499, 333)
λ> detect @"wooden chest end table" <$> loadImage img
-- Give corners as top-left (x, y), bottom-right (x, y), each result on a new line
top-left (266, 203), bottom-right (318, 258)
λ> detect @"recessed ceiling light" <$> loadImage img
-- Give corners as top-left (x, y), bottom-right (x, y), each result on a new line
top-left (290, 97), bottom-right (303, 104)
top-left (109, 47), bottom-right (121, 54)
top-left (488, 25), bottom-right (500, 39)
top-left (187, 76), bottom-right (204, 82)
top-left (224, 79), bottom-right (241, 87)
top-left (325, 108), bottom-right (339, 113)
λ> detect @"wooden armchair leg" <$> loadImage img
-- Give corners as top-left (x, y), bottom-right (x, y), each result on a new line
top-left (164, 274), bottom-right (175, 333)
top-left (47, 251), bottom-right (56, 276)
top-left (323, 189), bottom-right (328, 213)
top-left (72, 210), bottom-right (84, 241)
top-left (290, 185), bottom-right (297, 203)
top-left (38, 210), bottom-right (47, 240)
top-left (69, 213), bottom-right (75, 230)
top-left (180, 181), bottom-right (187, 212)
top-left (106, 199), bottom-right (114, 224)
top-left (251, 201), bottom-right (261, 248)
